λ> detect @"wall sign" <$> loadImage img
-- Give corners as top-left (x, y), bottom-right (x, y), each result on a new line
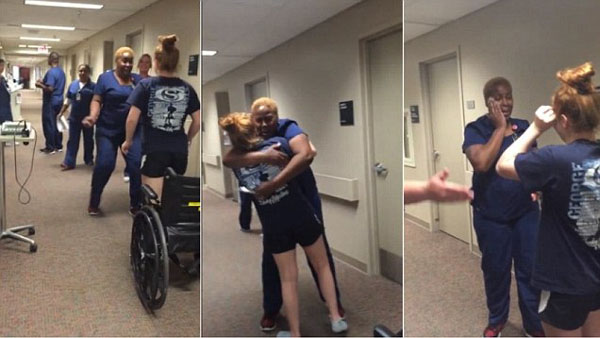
top-left (410, 105), bottom-right (419, 123)
top-left (188, 54), bottom-right (199, 76)
top-left (339, 100), bottom-right (354, 126)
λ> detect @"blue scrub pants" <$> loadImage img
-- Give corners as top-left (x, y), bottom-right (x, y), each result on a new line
top-left (262, 229), bottom-right (342, 315)
top-left (89, 130), bottom-right (141, 209)
top-left (42, 101), bottom-right (63, 150)
top-left (473, 208), bottom-right (542, 333)
top-left (63, 115), bottom-right (94, 166)
top-left (239, 191), bottom-right (253, 230)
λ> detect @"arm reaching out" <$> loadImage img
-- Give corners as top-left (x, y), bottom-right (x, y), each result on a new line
top-left (404, 168), bottom-right (473, 204)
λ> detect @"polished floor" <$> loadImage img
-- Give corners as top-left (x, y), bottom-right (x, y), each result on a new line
top-left (202, 188), bottom-right (402, 336)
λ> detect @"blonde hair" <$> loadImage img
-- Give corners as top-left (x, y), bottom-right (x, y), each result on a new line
top-left (219, 112), bottom-right (261, 151)
top-left (155, 34), bottom-right (179, 72)
top-left (114, 46), bottom-right (134, 62)
top-left (552, 62), bottom-right (600, 132)
top-left (251, 97), bottom-right (278, 115)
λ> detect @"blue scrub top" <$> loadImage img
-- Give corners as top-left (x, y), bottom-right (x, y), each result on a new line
top-left (66, 80), bottom-right (95, 119)
top-left (94, 70), bottom-right (137, 137)
top-left (462, 115), bottom-right (538, 222)
top-left (276, 118), bottom-right (323, 221)
top-left (0, 77), bottom-right (11, 122)
top-left (515, 140), bottom-right (600, 295)
top-left (42, 66), bottom-right (66, 106)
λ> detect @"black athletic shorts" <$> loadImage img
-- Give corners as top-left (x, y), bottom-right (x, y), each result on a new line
top-left (141, 151), bottom-right (188, 177)
top-left (263, 213), bottom-right (324, 254)
top-left (538, 290), bottom-right (600, 330)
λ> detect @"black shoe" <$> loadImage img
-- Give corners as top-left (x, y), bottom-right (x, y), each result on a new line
top-left (39, 147), bottom-right (51, 152)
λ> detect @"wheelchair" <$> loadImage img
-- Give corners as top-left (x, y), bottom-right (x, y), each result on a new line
top-left (130, 167), bottom-right (200, 312)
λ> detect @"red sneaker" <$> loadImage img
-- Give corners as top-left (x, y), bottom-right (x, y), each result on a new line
top-left (260, 312), bottom-right (278, 331)
top-left (88, 206), bottom-right (101, 216)
top-left (483, 323), bottom-right (505, 337)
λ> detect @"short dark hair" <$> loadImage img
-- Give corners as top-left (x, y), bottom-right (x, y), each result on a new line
top-left (0, 59), bottom-right (5, 64)
top-left (78, 64), bottom-right (91, 73)
top-left (483, 77), bottom-right (512, 103)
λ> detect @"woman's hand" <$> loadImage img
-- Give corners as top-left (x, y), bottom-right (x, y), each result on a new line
top-left (532, 105), bottom-right (555, 133)
top-left (121, 140), bottom-right (131, 155)
top-left (82, 115), bottom-right (96, 128)
top-left (255, 180), bottom-right (278, 200)
top-left (487, 98), bottom-right (507, 130)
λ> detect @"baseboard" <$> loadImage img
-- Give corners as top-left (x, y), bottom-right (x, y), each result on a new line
top-left (330, 248), bottom-right (367, 273)
top-left (379, 249), bottom-right (402, 284)
top-left (404, 213), bottom-right (431, 231)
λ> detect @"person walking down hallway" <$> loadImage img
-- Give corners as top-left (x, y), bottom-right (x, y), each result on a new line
top-left (36, 51), bottom-right (66, 154)
top-left (0, 59), bottom-right (13, 125)
top-left (59, 64), bottom-right (95, 170)
top-left (462, 77), bottom-right (543, 337)
top-left (82, 47), bottom-right (141, 216)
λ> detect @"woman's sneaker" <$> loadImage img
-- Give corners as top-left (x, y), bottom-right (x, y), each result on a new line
top-left (260, 312), bottom-right (277, 331)
top-left (276, 331), bottom-right (291, 337)
top-left (483, 322), bottom-right (505, 337)
top-left (331, 318), bottom-right (348, 333)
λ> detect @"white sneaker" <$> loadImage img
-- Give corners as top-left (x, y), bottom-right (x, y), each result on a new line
top-left (331, 318), bottom-right (348, 333)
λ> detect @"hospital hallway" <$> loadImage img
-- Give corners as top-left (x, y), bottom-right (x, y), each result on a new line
top-left (201, 188), bottom-right (402, 336)
top-left (404, 219), bottom-right (528, 337)
top-left (0, 90), bottom-right (199, 336)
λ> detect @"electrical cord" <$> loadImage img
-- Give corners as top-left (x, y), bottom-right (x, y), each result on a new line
top-left (11, 120), bottom-right (36, 204)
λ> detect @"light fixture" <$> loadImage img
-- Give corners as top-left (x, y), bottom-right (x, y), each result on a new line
top-left (202, 50), bottom-right (217, 56)
top-left (24, 0), bottom-right (103, 9)
top-left (18, 44), bottom-right (27, 48)
top-left (20, 36), bottom-right (60, 42)
top-left (27, 45), bottom-right (52, 49)
top-left (15, 50), bottom-right (49, 55)
top-left (22, 23), bottom-right (75, 31)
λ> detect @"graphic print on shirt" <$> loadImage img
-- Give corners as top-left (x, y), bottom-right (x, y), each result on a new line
top-left (147, 85), bottom-right (189, 132)
top-left (237, 162), bottom-right (289, 206)
top-left (568, 160), bottom-right (600, 250)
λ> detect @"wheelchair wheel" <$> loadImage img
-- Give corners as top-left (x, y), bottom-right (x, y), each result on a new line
top-left (130, 206), bottom-right (169, 311)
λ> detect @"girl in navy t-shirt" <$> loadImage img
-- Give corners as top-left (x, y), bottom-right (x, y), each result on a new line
top-left (122, 35), bottom-right (200, 200)
top-left (497, 62), bottom-right (600, 337)
top-left (219, 112), bottom-right (348, 337)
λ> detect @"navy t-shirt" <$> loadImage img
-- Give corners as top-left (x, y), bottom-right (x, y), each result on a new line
top-left (462, 115), bottom-right (538, 221)
top-left (515, 140), bottom-right (600, 295)
top-left (126, 76), bottom-right (199, 154)
top-left (65, 80), bottom-right (95, 119)
top-left (94, 70), bottom-right (137, 137)
top-left (234, 137), bottom-right (320, 235)
top-left (42, 66), bottom-right (66, 106)
top-left (0, 77), bottom-right (11, 119)
top-left (276, 119), bottom-right (323, 221)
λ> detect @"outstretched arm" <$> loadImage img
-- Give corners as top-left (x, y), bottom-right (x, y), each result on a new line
top-left (404, 168), bottom-right (473, 204)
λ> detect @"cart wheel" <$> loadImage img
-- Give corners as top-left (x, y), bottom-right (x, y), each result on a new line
top-left (30, 243), bottom-right (37, 252)
top-left (28, 228), bottom-right (35, 235)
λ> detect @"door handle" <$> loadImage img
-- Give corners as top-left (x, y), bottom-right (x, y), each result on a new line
top-left (433, 150), bottom-right (440, 160)
top-left (374, 162), bottom-right (388, 176)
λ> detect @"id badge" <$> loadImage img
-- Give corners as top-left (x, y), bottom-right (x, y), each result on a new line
top-left (76, 93), bottom-right (81, 101)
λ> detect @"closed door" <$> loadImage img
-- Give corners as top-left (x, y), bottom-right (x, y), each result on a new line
top-left (368, 29), bottom-right (402, 283)
top-left (426, 56), bottom-right (470, 243)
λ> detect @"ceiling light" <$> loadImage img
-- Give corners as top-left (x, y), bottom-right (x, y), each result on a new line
top-left (202, 50), bottom-right (217, 56)
top-left (18, 44), bottom-right (27, 47)
top-left (20, 36), bottom-right (60, 42)
top-left (24, 0), bottom-right (103, 9)
top-left (27, 45), bottom-right (52, 49)
top-left (15, 50), bottom-right (49, 55)
top-left (22, 24), bottom-right (75, 31)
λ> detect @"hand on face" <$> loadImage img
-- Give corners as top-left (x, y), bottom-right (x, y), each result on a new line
top-left (533, 105), bottom-right (556, 133)
top-left (487, 97), bottom-right (507, 129)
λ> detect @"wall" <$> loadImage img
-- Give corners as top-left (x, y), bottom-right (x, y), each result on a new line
top-left (404, 0), bottom-right (600, 226)
top-left (65, 0), bottom-right (201, 176)
top-left (202, 0), bottom-right (401, 269)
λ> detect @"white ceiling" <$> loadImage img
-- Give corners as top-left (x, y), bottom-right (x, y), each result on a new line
top-left (0, 0), bottom-right (160, 66)
top-left (202, 0), bottom-right (362, 84)
top-left (404, 0), bottom-right (500, 42)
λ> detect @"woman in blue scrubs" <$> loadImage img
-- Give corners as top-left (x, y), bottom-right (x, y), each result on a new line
top-left (462, 77), bottom-right (543, 337)
top-left (0, 59), bottom-right (12, 124)
top-left (59, 64), bottom-right (95, 170)
top-left (82, 47), bottom-right (141, 216)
